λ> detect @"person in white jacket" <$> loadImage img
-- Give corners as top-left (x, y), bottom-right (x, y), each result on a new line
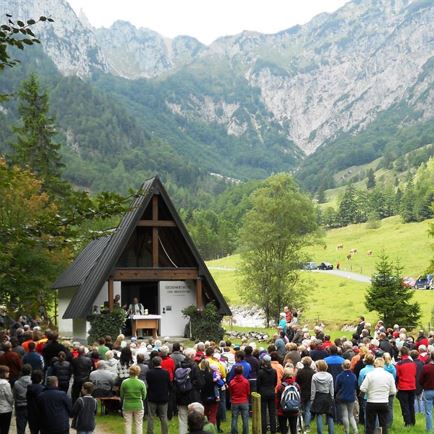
top-left (360, 357), bottom-right (397, 434)
top-left (0, 365), bottom-right (14, 434)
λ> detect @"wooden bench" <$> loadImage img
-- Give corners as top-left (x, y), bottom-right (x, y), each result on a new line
top-left (97, 396), bottom-right (122, 415)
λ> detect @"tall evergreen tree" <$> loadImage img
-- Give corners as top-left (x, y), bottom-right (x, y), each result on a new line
top-left (337, 184), bottom-right (359, 226)
top-left (365, 254), bottom-right (421, 328)
top-left (400, 180), bottom-right (416, 222)
top-left (11, 73), bottom-right (64, 190)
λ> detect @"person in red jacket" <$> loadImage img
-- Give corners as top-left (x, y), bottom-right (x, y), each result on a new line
top-left (229, 365), bottom-right (250, 434)
top-left (160, 346), bottom-right (176, 419)
top-left (419, 351), bottom-right (434, 432)
top-left (160, 347), bottom-right (175, 381)
top-left (415, 330), bottom-right (429, 350)
top-left (396, 346), bottom-right (417, 427)
top-left (276, 368), bottom-right (300, 434)
top-left (0, 342), bottom-right (23, 385)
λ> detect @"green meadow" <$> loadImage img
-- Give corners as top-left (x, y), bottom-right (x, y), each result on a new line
top-left (207, 216), bottom-right (434, 330)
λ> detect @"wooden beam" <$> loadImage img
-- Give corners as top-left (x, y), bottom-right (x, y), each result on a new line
top-left (152, 195), bottom-right (159, 268)
top-left (137, 220), bottom-right (176, 227)
top-left (196, 278), bottom-right (204, 311)
top-left (108, 276), bottom-right (114, 312)
top-left (152, 195), bottom-right (159, 220)
top-left (152, 228), bottom-right (158, 268)
top-left (113, 268), bottom-right (198, 281)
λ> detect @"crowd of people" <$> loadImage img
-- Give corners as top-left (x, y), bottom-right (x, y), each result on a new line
top-left (0, 313), bottom-right (434, 434)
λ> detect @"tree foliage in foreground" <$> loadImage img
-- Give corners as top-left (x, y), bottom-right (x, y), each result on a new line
top-left (365, 253), bottom-right (421, 328)
top-left (0, 158), bottom-right (69, 320)
top-left (239, 173), bottom-right (319, 326)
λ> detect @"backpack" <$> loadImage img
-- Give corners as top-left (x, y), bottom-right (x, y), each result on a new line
top-left (280, 383), bottom-right (301, 413)
top-left (175, 367), bottom-right (192, 393)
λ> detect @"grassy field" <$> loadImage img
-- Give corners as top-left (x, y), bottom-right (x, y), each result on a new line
top-left (96, 400), bottom-right (429, 434)
top-left (306, 216), bottom-right (432, 277)
top-left (207, 216), bottom-right (434, 330)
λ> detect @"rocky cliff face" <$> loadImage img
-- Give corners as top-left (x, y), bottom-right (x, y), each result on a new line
top-left (95, 21), bottom-right (205, 79)
top-left (1, 0), bottom-right (109, 78)
top-left (2, 0), bottom-right (434, 160)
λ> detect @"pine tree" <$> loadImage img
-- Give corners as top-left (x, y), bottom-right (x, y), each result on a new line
top-left (400, 180), bottom-right (416, 222)
top-left (365, 254), bottom-right (421, 328)
top-left (366, 168), bottom-right (376, 189)
top-left (11, 73), bottom-right (64, 190)
top-left (337, 184), bottom-right (359, 226)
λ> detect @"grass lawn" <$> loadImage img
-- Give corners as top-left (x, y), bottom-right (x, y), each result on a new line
top-left (306, 216), bottom-right (433, 277)
top-left (96, 400), bottom-right (429, 433)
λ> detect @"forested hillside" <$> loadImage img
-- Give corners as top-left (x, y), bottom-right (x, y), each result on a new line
top-left (0, 48), bottom-right (232, 209)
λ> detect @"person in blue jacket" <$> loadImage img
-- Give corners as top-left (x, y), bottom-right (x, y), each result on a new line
top-left (336, 360), bottom-right (359, 434)
top-left (37, 376), bottom-right (72, 434)
top-left (228, 351), bottom-right (251, 381)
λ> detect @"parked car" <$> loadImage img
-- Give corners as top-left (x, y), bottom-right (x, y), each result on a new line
top-left (403, 276), bottom-right (416, 288)
top-left (304, 262), bottom-right (318, 270)
top-left (415, 275), bottom-right (431, 290)
top-left (318, 262), bottom-right (334, 270)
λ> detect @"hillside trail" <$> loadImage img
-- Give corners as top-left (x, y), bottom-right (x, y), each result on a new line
top-left (313, 269), bottom-right (371, 283)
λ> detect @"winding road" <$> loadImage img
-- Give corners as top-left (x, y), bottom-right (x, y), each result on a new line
top-left (312, 269), bottom-right (371, 283)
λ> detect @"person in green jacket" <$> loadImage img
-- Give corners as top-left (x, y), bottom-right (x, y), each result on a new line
top-left (120, 364), bottom-right (147, 434)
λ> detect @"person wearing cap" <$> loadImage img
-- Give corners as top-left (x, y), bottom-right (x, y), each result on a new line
top-left (257, 355), bottom-right (277, 434)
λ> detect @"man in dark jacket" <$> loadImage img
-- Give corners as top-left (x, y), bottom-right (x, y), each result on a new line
top-left (378, 333), bottom-right (393, 354)
top-left (37, 376), bottom-right (72, 434)
top-left (295, 356), bottom-right (315, 432)
top-left (146, 356), bottom-right (170, 434)
top-left (41, 331), bottom-right (67, 367)
top-left (71, 347), bottom-right (93, 404)
top-left (256, 355), bottom-right (277, 434)
top-left (27, 370), bottom-right (45, 434)
top-left (13, 364), bottom-right (32, 434)
top-left (176, 349), bottom-right (201, 434)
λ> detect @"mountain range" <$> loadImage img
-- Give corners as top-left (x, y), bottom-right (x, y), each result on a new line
top-left (1, 0), bottom-right (434, 194)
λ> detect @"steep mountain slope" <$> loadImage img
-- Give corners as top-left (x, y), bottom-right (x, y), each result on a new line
top-left (0, 48), bottom-right (212, 201)
top-left (1, 0), bottom-right (434, 190)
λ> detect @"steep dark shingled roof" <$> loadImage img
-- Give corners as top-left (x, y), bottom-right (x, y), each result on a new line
top-left (52, 236), bottom-right (110, 289)
top-left (53, 176), bottom-right (231, 318)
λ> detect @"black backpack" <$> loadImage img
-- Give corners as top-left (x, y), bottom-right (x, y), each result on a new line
top-left (175, 367), bottom-right (193, 393)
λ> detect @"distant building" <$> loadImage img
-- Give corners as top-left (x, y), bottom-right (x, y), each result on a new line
top-left (52, 176), bottom-right (231, 339)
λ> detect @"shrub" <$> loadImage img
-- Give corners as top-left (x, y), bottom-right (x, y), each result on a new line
top-left (87, 306), bottom-right (127, 344)
top-left (182, 302), bottom-right (225, 342)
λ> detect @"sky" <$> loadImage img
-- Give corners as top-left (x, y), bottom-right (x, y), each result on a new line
top-left (67, 0), bottom-right (350, 45)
